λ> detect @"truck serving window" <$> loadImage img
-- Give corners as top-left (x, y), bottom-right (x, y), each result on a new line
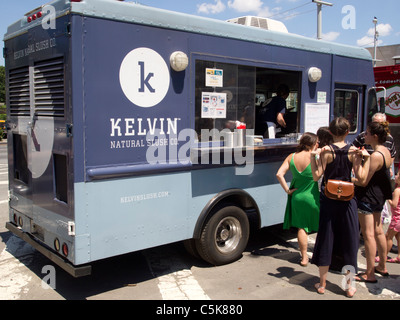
top-left (194, 60), bottom-right (300, 143)
top-left (195, 61), bottom-right (256, 141)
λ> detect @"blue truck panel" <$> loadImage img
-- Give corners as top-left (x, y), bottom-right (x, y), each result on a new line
top-left (4, 0), bottom-right (376, 276)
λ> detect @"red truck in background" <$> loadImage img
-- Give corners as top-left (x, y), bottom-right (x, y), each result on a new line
top-left (375, 64), bottom-right (400, 166)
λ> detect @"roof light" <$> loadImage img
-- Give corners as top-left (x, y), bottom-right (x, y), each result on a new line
top-left (32, 14), bottom-right (37, 20)
top-left (27, 16), bottom-right (32, 23)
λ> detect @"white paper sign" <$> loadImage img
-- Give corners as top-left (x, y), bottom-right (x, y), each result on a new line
top-left (201, 92), bottom-right (227, 118)
top-left (206, 68), bottom-right (223, 87)
top-left (304, 103), bottom-right (330, 134)
top-left (317, 91), bottom-right (327, 103)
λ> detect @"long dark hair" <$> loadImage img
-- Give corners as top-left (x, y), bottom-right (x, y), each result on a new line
top-left (296, 132), bottom-right (318, 152)
top-left (368, 121), bottom-right (390, 144)
top-left (317, 126), bottom-right (333, 148)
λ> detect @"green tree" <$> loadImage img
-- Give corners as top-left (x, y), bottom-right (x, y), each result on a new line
top-left (0, 66), bottom-right (5, 103)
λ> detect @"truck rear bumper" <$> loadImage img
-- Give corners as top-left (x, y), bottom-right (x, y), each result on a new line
top-left (5, 222), bottom-right (92, 277)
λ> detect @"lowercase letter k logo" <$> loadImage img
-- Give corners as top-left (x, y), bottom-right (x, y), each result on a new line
top-left (138, 61), bottom-right (155, 93)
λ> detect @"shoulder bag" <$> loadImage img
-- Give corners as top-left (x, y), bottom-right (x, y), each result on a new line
top-left (322, 146), bottom-right (354, 201)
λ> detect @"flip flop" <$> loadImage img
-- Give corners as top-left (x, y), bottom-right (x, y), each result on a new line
top-left (355, 273), bottom-right (377, 283)
top-left (314, 283), bottom-right (325, 294)
top-left (387, 257), bottom-right (400, 263)
top-left (374, 267), bottom-right (389, 277)
top-left (375, 256), bottom-right (390, 262)
top-left (346, 287), bottom-right (357, 298)
top-left (300, 258), bottom-right (309, 267)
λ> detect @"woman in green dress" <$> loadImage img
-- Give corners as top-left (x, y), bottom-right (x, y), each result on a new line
top-left (276, 132), bottom-right (320, 266)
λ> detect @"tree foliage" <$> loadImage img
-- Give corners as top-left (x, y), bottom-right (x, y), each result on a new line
top-left (0, 66), bottom-right (5, 103)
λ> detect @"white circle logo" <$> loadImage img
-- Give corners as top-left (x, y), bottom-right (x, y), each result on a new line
top-left (119, 48), bottom-right (170, 108)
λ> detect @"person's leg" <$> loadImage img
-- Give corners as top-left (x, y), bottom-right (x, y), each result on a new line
top-left (344, 269), bottom-right (357, 298)
top-left (374, 211), bottom-right (389, 275)
top-left (358, 212), bottom-right (377, 281)
top-left (298, 228), bottom-right (308, 266)
top-left (386, 230), bottom-right (400, 262)
top-left (386, 228), bottom-right (396, 256)
top-left (315, 266), bottom-right (329, 294)
top-left (395, 231), bottom-right (400, 253)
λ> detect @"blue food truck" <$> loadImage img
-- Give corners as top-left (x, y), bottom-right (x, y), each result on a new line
top-left (3, 0), bottom-right (380, 276)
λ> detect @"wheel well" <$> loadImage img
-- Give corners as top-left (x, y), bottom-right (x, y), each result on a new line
top-left (192, 189), bottom-right (261, 239)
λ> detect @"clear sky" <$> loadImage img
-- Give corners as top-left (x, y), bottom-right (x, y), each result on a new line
top-left (1, 0), bottom-right (399, 66)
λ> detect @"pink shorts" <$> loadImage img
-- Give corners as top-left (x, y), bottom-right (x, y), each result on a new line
top-left (389, 214), bottom-right (400, 233)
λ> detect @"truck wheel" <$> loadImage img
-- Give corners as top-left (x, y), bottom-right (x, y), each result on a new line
top-left (183, 239), bottom-right (201, 259)
top-left (196, 205), bottom-right (249, 265)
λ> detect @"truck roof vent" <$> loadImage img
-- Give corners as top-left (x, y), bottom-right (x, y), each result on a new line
top-left (226, 16), bottom-right (288, 33)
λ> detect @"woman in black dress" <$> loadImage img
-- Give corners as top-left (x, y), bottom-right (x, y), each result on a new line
top-left (310, 118), bottom-right (370, 298)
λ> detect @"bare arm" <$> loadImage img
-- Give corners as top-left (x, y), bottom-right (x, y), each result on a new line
top-left (388, 188), bottom-right (400, 208)
top-left (276, 154), bottom-right (296, 195)
top-left (352, 148), bottom-right (373, 187)
top-left (276, 113), bottom-right (286, 128)
top-left (310, 147), bottom-right (330, 181)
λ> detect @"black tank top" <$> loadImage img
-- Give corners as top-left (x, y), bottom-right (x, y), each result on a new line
top-left (355, 151), bottom-right (392, 206)
top-left (324, 144), bottom-right (353, 182)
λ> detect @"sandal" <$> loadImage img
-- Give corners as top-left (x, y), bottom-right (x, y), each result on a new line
top-left (375, 256), bottom-right (390, 262)
top-left (374, 267), bottom-right (389, 277)
top-left (388, 257), bottom-right (400, 263)
top-left (355, 273), bottom-right (377, 283)
top-left (314, 283), bottom-right (325, 295)
top-left (346, 286), bottom-right (356, 298)
top-left (300, 258), bottom-right (309, 267)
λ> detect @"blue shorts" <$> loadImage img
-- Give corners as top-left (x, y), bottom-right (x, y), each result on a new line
top-left (357, 201), bottom-right (383, 215)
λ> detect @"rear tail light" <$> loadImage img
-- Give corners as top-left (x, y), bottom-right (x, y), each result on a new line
top-left (62, 243), bottom-right (69, 257)
top-left (26, 11), bottom-right (43, 23)
top-left (54, 238), bottom-right (60, 252)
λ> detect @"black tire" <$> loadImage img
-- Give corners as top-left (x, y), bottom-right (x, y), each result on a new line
top-left (195, 205), bottom-right (249, 266)
top-left (183, 238), bottom-right (201, 259)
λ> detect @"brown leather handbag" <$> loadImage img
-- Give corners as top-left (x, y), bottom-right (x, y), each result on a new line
top-left (322, 145), bottom-right (354, 201)
top-left (324, 179), bottom-right (354, 201)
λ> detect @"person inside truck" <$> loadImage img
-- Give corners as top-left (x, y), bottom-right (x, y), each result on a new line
top-left (255, 84), bottom-right (290, 138)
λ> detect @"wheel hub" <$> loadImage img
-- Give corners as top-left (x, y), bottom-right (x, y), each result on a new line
top-left (220, 228), bottom-right (230, 241)
top-left (214, 216), bottom-right (242, 254)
